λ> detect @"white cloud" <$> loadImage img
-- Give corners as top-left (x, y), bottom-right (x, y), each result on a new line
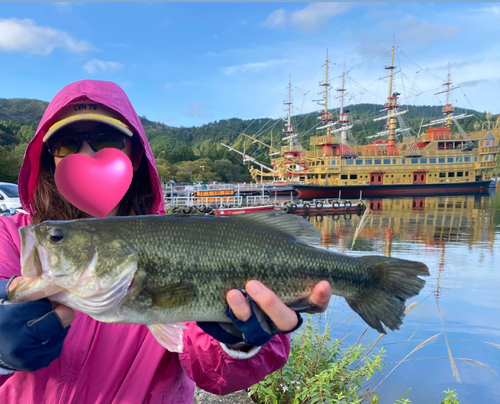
top-left (262, 9), bottom-right (287, 30)
top-left (290, 3), bottom-right (352, 32)
top-left (398, 17), bottom-right (460, 46)
top-left (263, 4), bottom-right (351, 32)
top-left (222, 59), bottom-right (289, 75)
top-left (83, 59), bottom-right (124, 74)
top-left (54, 3), bottom-right (73, 13)
top-left (0, 18), bottom-right (94, 55)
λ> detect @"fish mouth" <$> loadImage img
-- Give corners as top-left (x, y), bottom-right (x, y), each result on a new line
top-left (19, 226), bottom-right (43, 278)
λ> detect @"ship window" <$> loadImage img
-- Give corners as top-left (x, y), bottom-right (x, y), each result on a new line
top-left (350, 174), bottom-right (358, 180)
top-left (411, 159), bottom-right (418, 164)
top-left (374, 159), bottom-right (382, 164)
top-left (457, 172), bottom-right (463, 177)
top-left (420, 158), bottom-right (427, 163)
top-left (465, 156), bottom-right (471, 162)
top-left (365, 159), bottom-right (372, 165)
top-left (321, 174), bottom-right (326, 179)
top-left (393, 159), bottom-right (397, 164)
top-left (448, 172), bottom-right (455, 177)
top-left (439, 172), bottom-right (446, 178)
top-left (384, 159), bottom-right (391, 164)
top-left (402, 159), bottom-right (406, 164)
top-left (321, 160), bottom-right (325, 165)
top-left (430, 158), bottom-right (437, 163)
top-left (439, 158), bottom-right (445, 163)
top-left (341, 175), bottom-right (348, 180)
top-left (466, 172), bottom-right (469, 176)
top-left (355, 160), bottom-right (363, 165)
top-left (475, 156), bottom-right (478, 161)
top-left (456, 157), bottom-right (462, 162)
top-left (346, 160), bottom-right (354, 165)
top-left (447, 158), bottom-right (454, 163)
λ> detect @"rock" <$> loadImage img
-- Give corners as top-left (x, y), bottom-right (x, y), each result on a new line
top-left (193, 387), bottom-right (254, 404)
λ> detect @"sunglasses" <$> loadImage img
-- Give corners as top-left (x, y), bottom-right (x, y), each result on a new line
top-left (46, 124), bottom-right (129, 157)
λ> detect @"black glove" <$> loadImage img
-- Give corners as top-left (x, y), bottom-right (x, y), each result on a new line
top-left (197, 289), bottom-right (303, 347)
top-left (0, 279), bottom-right (70, 372)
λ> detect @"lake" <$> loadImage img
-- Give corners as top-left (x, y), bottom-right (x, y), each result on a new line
top-left (295, 191), bottom-right (500, 404)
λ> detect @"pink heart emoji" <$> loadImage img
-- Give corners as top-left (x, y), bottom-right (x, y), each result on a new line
top-left (54, 148), bottom-right (133, 218)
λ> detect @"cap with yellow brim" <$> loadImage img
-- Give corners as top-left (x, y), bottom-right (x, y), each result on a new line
top-left (43, 102), bottom-right (134, 142)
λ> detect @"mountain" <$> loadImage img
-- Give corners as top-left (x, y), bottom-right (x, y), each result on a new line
top-left (0, 97), bottom-right (496, 183)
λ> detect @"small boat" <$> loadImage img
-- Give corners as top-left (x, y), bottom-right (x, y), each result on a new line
top-left (212, 205), bottom-right (276, 216)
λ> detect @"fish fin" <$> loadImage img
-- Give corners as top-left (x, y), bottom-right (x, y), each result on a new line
top-left (148, 282), bottom-right (197, 308)
top-left (233, 211), bottom-right (321, 245)
top-left (287, 296), bottom-right (324, 314)
top-left (8, 276), bottom-right (65, 302)
top-left (346, 256), bottom-right (429, 333)
top-left (147, 322), bottom-right (187, 353)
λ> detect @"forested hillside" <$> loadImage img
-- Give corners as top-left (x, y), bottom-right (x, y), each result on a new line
top-left (0, 97), bottom-right (495, 184)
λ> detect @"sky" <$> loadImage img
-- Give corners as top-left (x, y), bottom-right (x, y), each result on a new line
top-left (1, 2), bottom-right (499, 128)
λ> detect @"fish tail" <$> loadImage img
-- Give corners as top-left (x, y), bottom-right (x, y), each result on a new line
top-left (345, 256), bottom-right (429, 333)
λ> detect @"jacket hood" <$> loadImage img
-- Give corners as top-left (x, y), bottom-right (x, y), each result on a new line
top-left (18, 79), bottom-right (165, 215)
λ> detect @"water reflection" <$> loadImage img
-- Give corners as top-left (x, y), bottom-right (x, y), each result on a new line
top-left (304, 194), bottom-right (496, 251)
top-left (296, 193), bottom-right (500, 404)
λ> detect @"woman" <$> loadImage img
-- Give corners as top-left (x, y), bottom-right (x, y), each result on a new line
top-left (0, 79), bottom-right (331, 403)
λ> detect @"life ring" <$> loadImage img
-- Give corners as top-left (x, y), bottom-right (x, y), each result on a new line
top-left (303, 203), bottom-right (311, 210)
top-left (333, 201), bottom-right (340, 208)
top-left (205, 207), bottom-right (213, 214)
top-left (283, 206), bottom-right (291, 214)
top-left (183, 207), bottom-right (191, 214)
top-left (315, 201), bottom-right (323, 209)
top-left (290, 203), bottom-right (298, 212)
top-left (198, 205), bottom-right (206, 213)
top-left (315, 215), bottom-right (323, 222)
top-left (172, 207), bottom-right (179, 213)
top-left (344, 213), bottom-right (352, 221)
top-left (332, 214), bottom-right (340, 221)
top-left (190, 206), bottom-right (197, 213)
top-left (345, 200), bottom-right (352, 208)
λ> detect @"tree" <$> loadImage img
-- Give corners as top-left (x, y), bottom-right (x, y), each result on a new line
top-left (154, 158), bottom-right (175, 184)
top-left (174, 159), bottom-right (216, 183)
top-left (211, 159), bottom-right (243, 183)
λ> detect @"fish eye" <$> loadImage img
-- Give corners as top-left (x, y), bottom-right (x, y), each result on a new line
top-left (49, 228), bottom-right (65, 243)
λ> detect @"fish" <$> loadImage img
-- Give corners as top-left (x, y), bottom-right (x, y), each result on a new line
top-left (9, 212), bottom-right (429, 352)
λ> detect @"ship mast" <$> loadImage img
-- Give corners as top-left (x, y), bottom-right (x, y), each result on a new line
top-left (317, 50), bottom-right (334, 140)
top-left (336, 69), bottom-right (350, 144)
top-left (384, 45), bottom-right (399, 155)
top-left (282, 77), bottom-right (298, 146)
top-left (435, 62), bottom-right (460, 128)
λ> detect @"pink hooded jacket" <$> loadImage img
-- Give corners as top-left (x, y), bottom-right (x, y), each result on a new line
top-left (0, 80), bottom-right (290, 403)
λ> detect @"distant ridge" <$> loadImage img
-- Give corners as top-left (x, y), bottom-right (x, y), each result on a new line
top-left (0, 97), bottom-right (494, 131)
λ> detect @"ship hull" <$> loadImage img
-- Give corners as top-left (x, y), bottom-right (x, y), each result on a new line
top-left (294, 180), bottom-right (493, 199)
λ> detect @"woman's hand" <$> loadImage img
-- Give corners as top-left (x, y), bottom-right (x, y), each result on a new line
top-left (227, 280), bottom-right (332, 332)
top-left (197, 280), bottom-right (332, 348)
top-left (0, 278), bottom-right (75, 372)
top-left (8, 277), bottom-right (75, 328)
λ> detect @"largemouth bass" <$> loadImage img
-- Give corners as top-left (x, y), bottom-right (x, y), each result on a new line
top-left (9, 212), bottom-right (429, 352)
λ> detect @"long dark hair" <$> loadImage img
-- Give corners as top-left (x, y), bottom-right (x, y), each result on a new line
top-left (31, 135), bottom-right (154, 224)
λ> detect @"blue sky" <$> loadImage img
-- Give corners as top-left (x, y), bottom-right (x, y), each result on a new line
top-left (1, 3), bottom-right (499, 128)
